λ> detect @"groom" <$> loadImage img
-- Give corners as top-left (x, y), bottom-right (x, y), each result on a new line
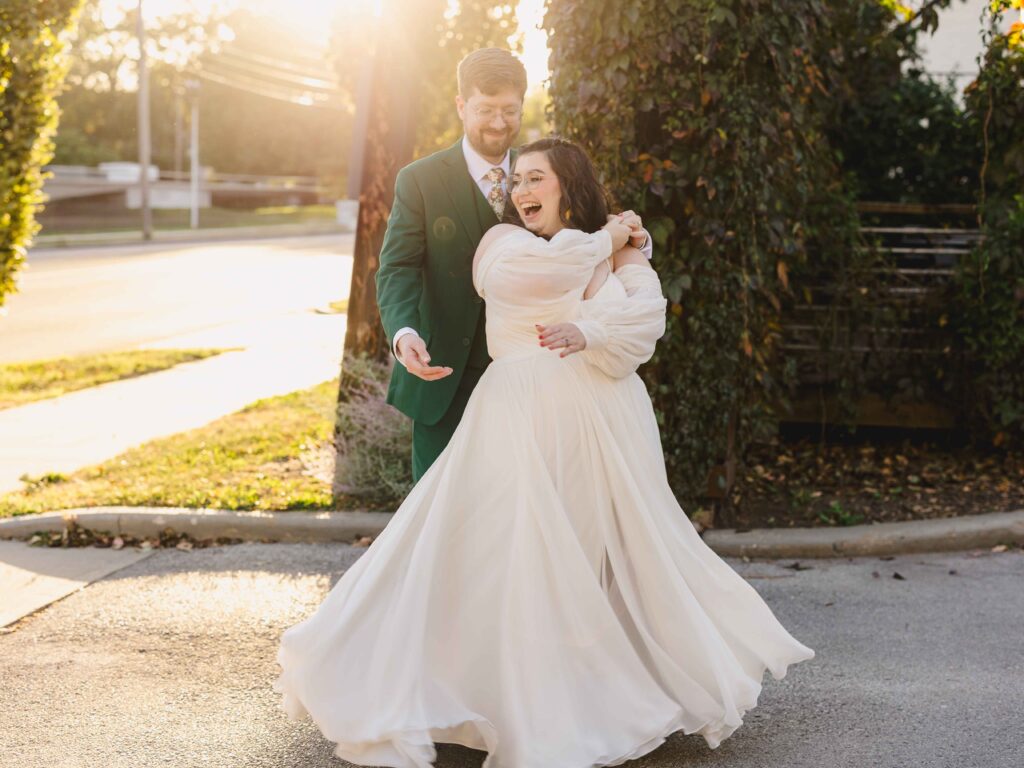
top-left (375, 47), bottom-right (650, 481)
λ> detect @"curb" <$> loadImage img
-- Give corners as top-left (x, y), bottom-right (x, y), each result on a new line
top-left (0, 507), bottom-right (390, 544)
top-left (2, 506), bottom-right (1022, 559)
top-left (702, 509), bottom-right (1024, 558)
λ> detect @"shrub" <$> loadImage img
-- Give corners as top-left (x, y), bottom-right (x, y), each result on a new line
top-left (953, 3), bottom-right (1024, 447)
top-left (826, 0), bottom-right (980, 204)
top-left (333, 355), bottom-right (413, 504)
top-left (0, 1), bottom-right (83, 308)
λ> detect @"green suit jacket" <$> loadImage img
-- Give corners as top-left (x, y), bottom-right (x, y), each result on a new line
top-left (375, 138), bottom-right (517, 425)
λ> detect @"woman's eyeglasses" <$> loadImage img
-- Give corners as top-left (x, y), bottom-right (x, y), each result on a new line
top-left (508, 175), bottom-right (545, 194)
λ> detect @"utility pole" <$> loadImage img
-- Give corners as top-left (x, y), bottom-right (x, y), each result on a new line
top-left (136, 0), bottom-right (152, 240)
top-left (186, 78), bottom-right (200, 230)
top-left (173, 83), bottom-right (184, 176)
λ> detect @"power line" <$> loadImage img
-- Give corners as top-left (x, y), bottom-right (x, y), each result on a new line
top-left (216, 45), bottom-right (338, 82)
top-left (206, 51), bottom-right (339, 92)
top-left (195, 67), bottom-right (345, 110)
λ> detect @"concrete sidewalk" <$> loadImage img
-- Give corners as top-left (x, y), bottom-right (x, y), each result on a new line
top-left (0, 309), bottom-right (346, 494)
top-left (0, 539), bottom-right (154, 628)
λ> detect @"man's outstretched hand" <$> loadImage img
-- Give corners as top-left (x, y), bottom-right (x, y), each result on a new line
top-left (396, 335), bottom-right (453, 381)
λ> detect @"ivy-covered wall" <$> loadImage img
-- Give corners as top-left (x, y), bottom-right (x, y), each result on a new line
top-left (544, 0), bottom-right (869, 511)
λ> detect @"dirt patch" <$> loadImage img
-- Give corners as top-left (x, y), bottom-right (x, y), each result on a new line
top-left (726, 431), bottom-right (1024, 530)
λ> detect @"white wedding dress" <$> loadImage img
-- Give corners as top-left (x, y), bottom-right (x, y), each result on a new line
top-left (272, 226), bottom-right (815, 768)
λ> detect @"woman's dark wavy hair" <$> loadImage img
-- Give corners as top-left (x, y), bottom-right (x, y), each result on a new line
top-left (502, 136), bottom-right (614, 235)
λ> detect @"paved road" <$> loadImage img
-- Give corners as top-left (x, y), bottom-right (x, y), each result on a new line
top-left (0, 234), bottom-right (354, 364)
top-left (1, 544), bottom-right (1020, 768)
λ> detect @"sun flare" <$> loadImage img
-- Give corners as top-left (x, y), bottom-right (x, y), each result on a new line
top-left (101, 0), bottom-right (550, 89)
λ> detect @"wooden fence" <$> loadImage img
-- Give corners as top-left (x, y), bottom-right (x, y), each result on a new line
top-left (781, 202), bottom-right (981, 429)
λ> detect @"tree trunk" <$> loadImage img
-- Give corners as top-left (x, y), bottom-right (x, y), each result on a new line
top-left (342, 3), bottom-right (423, 363)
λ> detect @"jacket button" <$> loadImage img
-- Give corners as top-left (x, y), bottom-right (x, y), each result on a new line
top-left (462, 337), bottom-right (471, 347)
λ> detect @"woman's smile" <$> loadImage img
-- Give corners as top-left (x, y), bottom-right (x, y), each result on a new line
top-left (511, 151), bottom-right (563, 237)
top-left (519, 199), bottom-right (543, 225)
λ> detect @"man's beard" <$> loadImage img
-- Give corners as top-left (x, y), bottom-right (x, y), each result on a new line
top-left (470, 127), bottom-right (516, 158)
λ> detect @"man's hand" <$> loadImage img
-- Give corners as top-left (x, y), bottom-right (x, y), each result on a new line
top-left (396, 335), bottom-right (453, 381)
top-left (537, 323), bottom-right (587, 358)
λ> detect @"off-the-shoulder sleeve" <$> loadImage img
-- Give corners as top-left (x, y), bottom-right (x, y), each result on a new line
top-left (475, 227), bottom-right (614, 302)
top-left (575, 265), bottom-right (667, 378)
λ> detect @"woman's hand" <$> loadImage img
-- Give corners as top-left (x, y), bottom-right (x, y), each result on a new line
top-left (536, 322), bottom-right (587, 357)
top-left (613, 210), bottom-right (647, 249)
top-left (602, 217), bottom-right (632, 252)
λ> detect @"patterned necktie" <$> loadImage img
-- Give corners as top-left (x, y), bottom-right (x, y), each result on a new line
top-left (485, 167), bottom-right (506, 219)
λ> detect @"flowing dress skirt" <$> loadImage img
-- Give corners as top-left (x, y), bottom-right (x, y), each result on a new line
top-left (272, 348), bottom-right (815, 768)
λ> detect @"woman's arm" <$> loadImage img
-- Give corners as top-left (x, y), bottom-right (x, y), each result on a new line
top-left (611, 244), bottom-right (653, 273)
top-left (573, 254), bottom-right (667, 377)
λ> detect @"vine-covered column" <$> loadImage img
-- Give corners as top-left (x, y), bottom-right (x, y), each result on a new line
top-left (544, 0), bottom-right (865, 512)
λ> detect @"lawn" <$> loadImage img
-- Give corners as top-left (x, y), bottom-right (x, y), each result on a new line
top-left (0, 348), bottom-right (237, 410)
top-left (0, 379), bottom-right (347, 518)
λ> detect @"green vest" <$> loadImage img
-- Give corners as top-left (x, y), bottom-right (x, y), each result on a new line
top-left (375, 138), bottom-right (517, 425)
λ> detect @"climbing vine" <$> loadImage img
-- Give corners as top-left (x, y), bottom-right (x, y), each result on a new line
top-left (954, 1), bottom-right (1024, 446)
top-left (544, 0), bottom-right (871, 512)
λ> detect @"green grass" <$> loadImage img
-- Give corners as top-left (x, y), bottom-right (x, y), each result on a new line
top-left (0, 379), bottom-right (346, 518)
top-left (0, 348), bottom-right (238, 410)
top-left (37, 204), bottom-right (339, 236)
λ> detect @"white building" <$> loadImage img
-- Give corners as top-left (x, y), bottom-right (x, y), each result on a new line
top-left (916, 0), bottom-right (1021, 97)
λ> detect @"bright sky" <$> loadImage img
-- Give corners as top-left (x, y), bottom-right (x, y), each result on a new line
top-left (101, 0), bottom-right (551, 90)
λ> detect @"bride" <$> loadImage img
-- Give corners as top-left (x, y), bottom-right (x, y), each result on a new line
top-left (272, 137), bottom-right (815, 768)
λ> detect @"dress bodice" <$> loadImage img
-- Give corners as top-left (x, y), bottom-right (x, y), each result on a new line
top-left (474, 226), bottom-right (616, 361)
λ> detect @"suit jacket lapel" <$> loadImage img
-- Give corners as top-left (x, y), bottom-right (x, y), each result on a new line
top-left (440, 139), bottom-right (489, 247)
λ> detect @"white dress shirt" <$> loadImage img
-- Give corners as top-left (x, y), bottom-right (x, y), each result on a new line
top-left (391, 136), bottom-right (653, 364)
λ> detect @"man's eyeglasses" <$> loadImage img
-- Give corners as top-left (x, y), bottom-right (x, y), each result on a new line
top-left (509, 175), bottom-right (544, 194)
top-left (471, 106), bottom-right (523, 122)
